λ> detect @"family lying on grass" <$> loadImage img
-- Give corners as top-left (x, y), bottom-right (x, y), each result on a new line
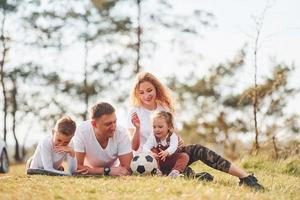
top-left (26, 72), bottom-right (264, 190)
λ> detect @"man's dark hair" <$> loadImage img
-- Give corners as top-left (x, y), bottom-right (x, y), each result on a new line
top-left (90, 102), bottom-right (115, 119)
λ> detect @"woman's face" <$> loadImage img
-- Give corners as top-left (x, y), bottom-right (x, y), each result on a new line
top-left (153, 117), bottom-right (169, 140)
top-left (138, 81), bottom-right (157, 108)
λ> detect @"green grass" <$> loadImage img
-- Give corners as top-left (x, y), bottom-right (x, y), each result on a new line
top-left (1, 156), bottom-right (300, 200)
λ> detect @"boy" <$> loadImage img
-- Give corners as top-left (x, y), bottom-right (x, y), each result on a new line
top-left (27, 116), bottom-right (77, 175)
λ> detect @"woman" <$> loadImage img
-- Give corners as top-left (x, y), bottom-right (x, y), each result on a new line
top-left (127, 72), bottom-right (264, 190)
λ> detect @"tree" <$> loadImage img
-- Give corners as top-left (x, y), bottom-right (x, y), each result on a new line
top-left (23, 0), bottom-right (134, 119)
top-left (0, 0), bottom-right (18, 141)
top-left (171, 48), bottom-right (299, 158)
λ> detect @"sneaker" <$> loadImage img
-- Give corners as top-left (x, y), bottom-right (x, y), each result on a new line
top-left (183, 166), bottom-right (195, 178)
top-left (195, 172), bottom-right (214, 182)
top-left (156, 169), bottom-right (163, 176)
top-left (239, 174), bottom-right (264, 190)
top-left (168, 170), bottom-right (181, 178)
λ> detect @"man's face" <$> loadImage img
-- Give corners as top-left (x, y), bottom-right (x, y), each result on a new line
top-left (94, 112), bottom-right (117, 138)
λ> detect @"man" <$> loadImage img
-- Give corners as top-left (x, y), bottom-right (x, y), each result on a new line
top-left (74, 102), bottom-right (132, 176)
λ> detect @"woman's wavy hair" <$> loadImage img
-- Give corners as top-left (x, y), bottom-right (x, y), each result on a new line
top-left (130, 72), bottom-right (175, 113)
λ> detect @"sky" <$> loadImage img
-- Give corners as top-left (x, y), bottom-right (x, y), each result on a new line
top-left (145, 0), bottom-right (300, 112)
top-left (2, 0), bottom-right (300, 147)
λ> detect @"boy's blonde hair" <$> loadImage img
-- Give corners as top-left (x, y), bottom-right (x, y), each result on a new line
top-left (130, 72), bottom-right (175, 113)
top-left (54, 116), bottom-right (76, 136)
top-left (152, 110), bottom-right (174, 131)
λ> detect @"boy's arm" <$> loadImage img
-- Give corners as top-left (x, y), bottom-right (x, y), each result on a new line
top-left (40, 142), bottom-right (70, 175)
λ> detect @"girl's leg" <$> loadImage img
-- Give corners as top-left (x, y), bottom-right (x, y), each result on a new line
top-left (171, 153), bottom-right (189, 173)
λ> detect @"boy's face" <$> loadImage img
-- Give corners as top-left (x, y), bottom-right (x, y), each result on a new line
top-left (52, 130), bottom-right (72, 147)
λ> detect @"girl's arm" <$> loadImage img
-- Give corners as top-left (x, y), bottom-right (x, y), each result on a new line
top-left (173, 128), bottom-right (184, 148)
top-left (165, 133), bottom-right (179, 155)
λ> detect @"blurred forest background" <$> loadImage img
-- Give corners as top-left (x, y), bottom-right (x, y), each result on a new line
top-left (0, 0), bottom-right (299, 163)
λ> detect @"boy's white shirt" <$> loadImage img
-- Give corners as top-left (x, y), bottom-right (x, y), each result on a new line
top-left (29, 134), bottom-right (77, 175)
top-left (127, 105), bottom-right (178, 154)
top-left (143, 133), bottom-right (178, 155)
top-left (73, 120), bottom-right (132, 168)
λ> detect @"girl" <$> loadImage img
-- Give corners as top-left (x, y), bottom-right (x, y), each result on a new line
top-left (127, 72), bottom-right (263, 189)
top-left (143, 111), bottom-right (189, 178)
top-left (27, 116), bottom-right (77, 175)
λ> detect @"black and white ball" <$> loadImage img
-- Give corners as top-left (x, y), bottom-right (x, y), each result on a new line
top-left (130, 153), bottom-right (158, 175)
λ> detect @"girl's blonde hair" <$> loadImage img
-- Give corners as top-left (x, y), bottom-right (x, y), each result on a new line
top-left (130, 72), bottom-right (175, 113)
top-left (153, 111), bottom-right (174, 131)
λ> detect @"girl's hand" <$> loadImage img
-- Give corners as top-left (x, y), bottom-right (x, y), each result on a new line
top-left (131, 112), bottom-right (141, 129)
top-left (158, 150), bottom-right (169, 162)
top-left (178, 136), bottom-right (185, 149)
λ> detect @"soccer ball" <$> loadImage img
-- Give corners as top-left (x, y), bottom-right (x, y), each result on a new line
top-left (130, 153), bottom-right (158, 175)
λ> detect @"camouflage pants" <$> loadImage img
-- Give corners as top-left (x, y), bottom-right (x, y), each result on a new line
top-left (181, 144), bottom-right (231, 173)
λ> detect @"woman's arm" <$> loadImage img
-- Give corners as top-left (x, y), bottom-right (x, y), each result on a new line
top-left (129, 112), bottom-right (141, 151)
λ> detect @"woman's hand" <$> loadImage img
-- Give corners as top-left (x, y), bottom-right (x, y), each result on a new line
top-left (131, 112), bottom-right (141, 129)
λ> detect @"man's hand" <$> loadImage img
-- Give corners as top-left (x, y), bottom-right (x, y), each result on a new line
top-left (158, 150), bottom-right (169, 162)
top-left (53, 146), bottom-right (75, 157)
top-left (110, 166), bottom-right (130, 176)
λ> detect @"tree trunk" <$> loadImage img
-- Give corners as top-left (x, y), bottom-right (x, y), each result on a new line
top-left (11, 75), bottom-right (22, 161)
top-left (83, 21), bottom-right (89, 120)
top-left (252, 26), bottom-right (261, 155)
top-left (135, 0), bottom-right (141, 73)
top-left (272, 136), bottom-right (279, 159)
top-left (0, 9), bottom-right (8, 142)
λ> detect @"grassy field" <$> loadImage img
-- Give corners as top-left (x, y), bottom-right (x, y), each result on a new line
top-left (0, 155), bottom-right (299, 200)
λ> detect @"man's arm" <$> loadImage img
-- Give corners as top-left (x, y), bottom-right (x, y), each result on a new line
top-left (75, 152), bottom-right (104, 175)
top-left (118, 152), bottom-right (133, 172)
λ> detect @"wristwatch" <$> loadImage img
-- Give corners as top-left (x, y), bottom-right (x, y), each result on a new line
top-left (104, 167), bottom-right (111, 176)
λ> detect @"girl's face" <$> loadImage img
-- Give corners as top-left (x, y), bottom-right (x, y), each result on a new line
top-left (138, 81), bottom-right (157, 108)
top-left (153, 117), bottom-right (169, 140)
top-left (52, 131), bottom-right (72, 147)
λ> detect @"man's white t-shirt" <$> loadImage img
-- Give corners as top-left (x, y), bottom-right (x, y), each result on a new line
top-left (29, 134), bottom-right (76, 175)
top-left (127, 105), bottom-right (177, 154)
top-left (73, 120), bottom-right (132, 168)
